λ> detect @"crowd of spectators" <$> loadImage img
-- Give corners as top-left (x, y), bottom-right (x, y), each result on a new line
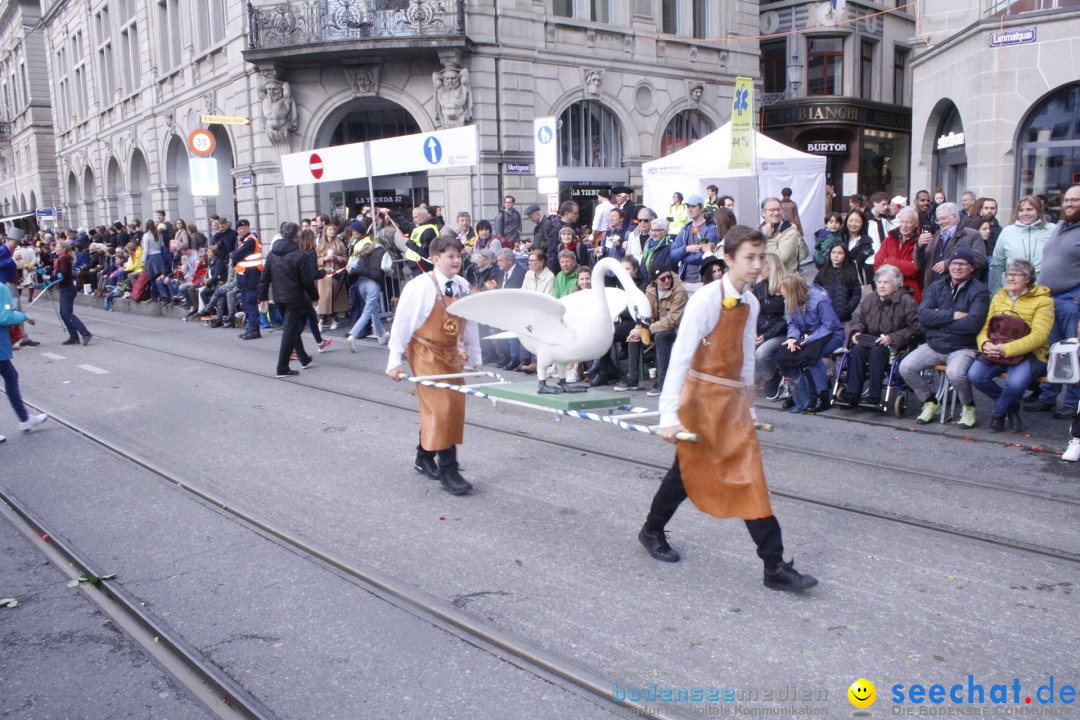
top-left (3, 182), bottom-right (1078, 457)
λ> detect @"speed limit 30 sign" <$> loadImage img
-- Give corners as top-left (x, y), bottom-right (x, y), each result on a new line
top-left (188, 129), bottom-right (216, 157)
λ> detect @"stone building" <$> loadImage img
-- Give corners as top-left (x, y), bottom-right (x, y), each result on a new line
top-left (0, 0), bottom-right (58, 233)
top-left (758, 0), bottom-right (915, 203)
top-left (37, 0), bottom-right (759, 235)
top-left (909, 0), bottom-right (1080, 217)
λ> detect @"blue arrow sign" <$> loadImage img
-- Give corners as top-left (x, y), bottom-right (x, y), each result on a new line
top-left (536, 126), bottom-right (553, 144)
top-left (423, 136), bottom-right (443, 164)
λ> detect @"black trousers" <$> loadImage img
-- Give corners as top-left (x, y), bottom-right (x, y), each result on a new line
top-left (846, 343), bottom-right (891, 400)
top-left (277, 304), bottom-right (312, 374)
top-left (628, 329), bottom-right (677, 383)
top-left (645, 457), bottom-right (784, 568)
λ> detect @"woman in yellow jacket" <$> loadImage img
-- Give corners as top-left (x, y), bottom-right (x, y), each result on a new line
top-left (667, 192), bottom-right (689, 237)
top-left (123, 242), bottom-right (144, 274)
top-left (968, 258), bottom-right (1054, 433)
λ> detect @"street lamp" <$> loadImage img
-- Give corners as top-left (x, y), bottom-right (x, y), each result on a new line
top-left (787, 53), bottom-right (804, 94)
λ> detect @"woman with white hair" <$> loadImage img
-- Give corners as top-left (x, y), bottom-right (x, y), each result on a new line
top-left (841, 264), bottom-right (922, 410)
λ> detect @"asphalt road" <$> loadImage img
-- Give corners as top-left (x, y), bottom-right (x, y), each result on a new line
top-left (1, 305), bottom-right (1077, 717)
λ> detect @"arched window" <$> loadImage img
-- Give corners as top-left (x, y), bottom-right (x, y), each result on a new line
top-left (558, 100), bottom-right (622, 168)
top-left (660, 110), bottom-right (715, 157)
top-left (1016, 82), bottom-right (1080, 202)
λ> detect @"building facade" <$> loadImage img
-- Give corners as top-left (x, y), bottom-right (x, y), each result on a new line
top-left (0, 0), bottom-right (58, 232)
top-left (35, 0), bottom-right (759, 236)
top-left (910, 0), bottom-right (1080, 218)
top-left (758, 0), bottom-right (915, 204)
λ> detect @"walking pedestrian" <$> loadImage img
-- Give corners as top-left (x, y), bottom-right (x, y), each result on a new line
top-left (0, 281), bottom-right (48, 442)
top-left (637, 225), bottom-right (819, 593)
top-left (53, 241), bottom-right (92, 346)
top-left (258, 222), bottom-right (318, 378)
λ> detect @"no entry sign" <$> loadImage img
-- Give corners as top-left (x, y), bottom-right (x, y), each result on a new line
top-left (309, 153), bottom-right (324, 180)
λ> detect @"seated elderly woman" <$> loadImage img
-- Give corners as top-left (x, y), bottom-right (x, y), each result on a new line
top-left (967, 258), bottom-right (1054, 433)
top-left (464, 248), bottom-right (498, 290)
top-left (842, 264), bottom-right (923, 410)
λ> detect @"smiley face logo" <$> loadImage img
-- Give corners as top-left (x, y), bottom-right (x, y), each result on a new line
top-left (848, 678), bottom-right (876, 708)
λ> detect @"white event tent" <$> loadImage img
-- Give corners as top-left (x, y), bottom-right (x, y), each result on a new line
top-left (642, 122), bottom-right (826, 256)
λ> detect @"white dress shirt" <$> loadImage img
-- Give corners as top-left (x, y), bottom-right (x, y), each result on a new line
top-left (592, 199), bottom-right (614, 233)
top-left (659, 274), bottom-right (759, 428)
top-left (386, 268), bottom-right (482, 372)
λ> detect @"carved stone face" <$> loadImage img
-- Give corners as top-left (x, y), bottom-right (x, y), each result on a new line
top-left (690, 85), bottom-right (703, 102)
top-left (444, 70), bottom-right (461, 89)
top-left (267, 83), bottom-right (283, 101)
top-left (586, 72), bottom-right (601, 94)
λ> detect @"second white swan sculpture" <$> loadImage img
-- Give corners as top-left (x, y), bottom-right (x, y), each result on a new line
top-left (448, 257), bottom-right (653, 393)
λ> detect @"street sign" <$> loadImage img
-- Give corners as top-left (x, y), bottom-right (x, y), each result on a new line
top-left (534, 117), bottom-right (557, 177)
top-left (190, 158), bottom-right (219, 197)
top-left (368, 125), bottom-right (478, 176)
top-left (279, 126), bottom-right (477, 186)
top-left (238, 174), bottom-right (253, 187)
top-left (200, 114), bottom-right (251, 126)
top-left (280, 143), bottom-right (367, 186)
top-left (506, 162), bottom-right (532, 174)
top-left (188, 129), bottom-right (216, 157)
top-left (990, 27), bottom-right (1036, 47)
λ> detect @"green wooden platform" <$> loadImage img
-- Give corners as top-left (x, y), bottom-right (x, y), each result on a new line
top-left (481, 381), bottom-right (629, 410)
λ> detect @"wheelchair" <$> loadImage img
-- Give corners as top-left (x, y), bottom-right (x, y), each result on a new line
top-left (830, 347), bottom-right (912, 418)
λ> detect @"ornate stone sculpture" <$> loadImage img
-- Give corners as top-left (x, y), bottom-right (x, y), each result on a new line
top-left (584, 69), bottom-right (604, 96)
top-left (345, 65), bottom-right (380, 97)
top-left (687, 81), bottom-right (704, 108)
top-left (433, 62), bottom-right (472, 128)
top-left (259, 77), bottom-right (298, 143)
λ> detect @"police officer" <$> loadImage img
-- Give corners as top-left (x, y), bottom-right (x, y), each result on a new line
top-left (231, 219), bottom-right (263, 340)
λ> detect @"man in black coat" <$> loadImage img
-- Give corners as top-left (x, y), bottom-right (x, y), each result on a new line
top-left (258, 221), bottom-right (318, 378)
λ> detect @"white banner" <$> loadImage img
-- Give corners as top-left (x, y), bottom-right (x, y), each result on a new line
top-left (280, 143), bottom-right (367, 187)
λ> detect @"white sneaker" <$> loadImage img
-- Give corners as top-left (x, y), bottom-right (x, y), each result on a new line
top-left (330, 319), bottom-right (339, 330)
top-left (565, 369), bottom-right (580, 384)
top-left (0, 434), bottom-right (6, 443)
top-left (349, 335), bottom-right (358, 353)
top-left (19, 413), bottom-right (48, 433)
top-left (1063, 438), bottom-right (1080, 462)
top-left (378, 331), bottom-right (391, 346)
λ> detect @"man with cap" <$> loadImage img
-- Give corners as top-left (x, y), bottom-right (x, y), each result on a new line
top-left (230, 219), bottom-right (263, 340)
top-left (670, 194), bottom-right (718, 293)
top-left (591, 189), bottom-right (614, 246)
top-left (613, 186), bottom-right (636, 235)
top-left (524, 203), bottom-right (545, 252)
top-left (890, 196), bottom-right (907, 218)
top-left (613, 261), bottom-right (686, 396)
top-left (899, 245), bottom-right (989, 428)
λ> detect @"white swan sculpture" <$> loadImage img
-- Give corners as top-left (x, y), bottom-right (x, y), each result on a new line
top-left (448, 256), bottom-right (653, 394)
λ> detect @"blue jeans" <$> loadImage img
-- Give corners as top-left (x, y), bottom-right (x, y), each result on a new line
top-left (348, 278), bottom-right (384, 338)
top-left (1, 359), bottom-right (29, 422)
top-left (1036, 294), bottom-right (1080, 408)
top-left (969, 356), bottom-right (1047, 416)
top-left (59, 285), bottom-right (89, 339)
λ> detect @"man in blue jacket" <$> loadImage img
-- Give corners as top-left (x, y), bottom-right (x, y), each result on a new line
top-left (899, 246), bottom-right (990, 428)
top-left (1, 281), bottom-right (48, 442)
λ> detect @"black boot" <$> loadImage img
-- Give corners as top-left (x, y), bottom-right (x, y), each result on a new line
top-left (812, 390), bottom-right (831, 413)
top-left (414, 446), bottom-right (440, 479)
top-left (764, 559), bottom-right (818, 592)
top-left (989, 414), bottom-right (1006, 433)
top-left (1006, 405), bottom-right (1024, 433)
top-left (436, 446), bottom-right (472, 495)
top-left (638, 523), bottom-right (680, 562)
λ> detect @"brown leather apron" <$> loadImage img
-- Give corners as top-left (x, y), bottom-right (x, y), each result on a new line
top-left (407, 275), bottom-right (467, 451)
top-left (675, 302), bottom-right (773, 520)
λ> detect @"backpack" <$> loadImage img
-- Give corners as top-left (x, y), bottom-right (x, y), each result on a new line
top-left (787, 368), bottom-right (816, 414)
top-left (131, 273), bottom-right (151, 302)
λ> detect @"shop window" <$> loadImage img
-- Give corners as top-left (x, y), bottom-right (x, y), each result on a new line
top-left (761, 40), bottom-right (786, 94)
top-left (860, 129), bottom-right (910, 198)
top-left (807, 37), bottom-right (843, 96)
top-left (1016, 82), bottom-right (1080, 204)
top-left (558, 100), bottom-right (623, 168)
top-left (660, 110), bottom-right (715, 157)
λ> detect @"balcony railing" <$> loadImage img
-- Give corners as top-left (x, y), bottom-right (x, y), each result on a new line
top-left (247, 0), bottom-right (466, 50)
top-left (986, 0), bottom-right (1080, 15)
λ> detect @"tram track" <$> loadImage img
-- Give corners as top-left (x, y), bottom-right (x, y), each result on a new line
top-left (20, 314), bottom-right (1080, 569)
top-left (5, 403), bottom-right (659, 720)
top-left (0, 484), bottom-right (280, 720)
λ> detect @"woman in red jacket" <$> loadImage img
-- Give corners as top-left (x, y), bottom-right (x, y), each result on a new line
top-left (874, 207), bottom-right (924, 302)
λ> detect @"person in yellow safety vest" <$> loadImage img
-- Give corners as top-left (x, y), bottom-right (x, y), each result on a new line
top-left (405, 207), bottom-right (439, 277)
top-left (667, 192), bottom-right (689, 236)
top-left (230, 218), bottom-right (264, 340)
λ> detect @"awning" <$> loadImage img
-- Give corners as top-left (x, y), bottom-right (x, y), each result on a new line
top-left (0, 212), bottom-right (34, 225)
